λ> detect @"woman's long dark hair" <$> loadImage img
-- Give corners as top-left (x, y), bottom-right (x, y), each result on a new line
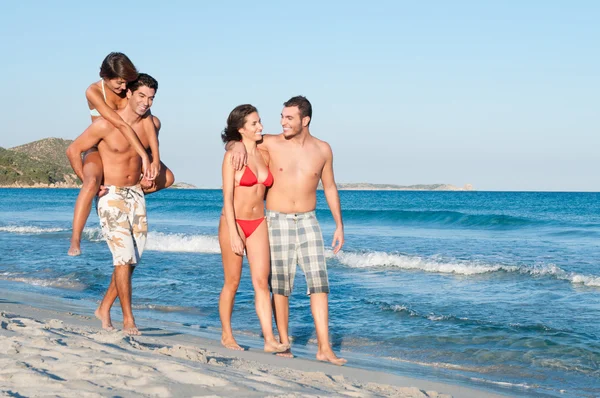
top-left (221, 104), bottom-right (258, 143)
top-left (99, 52), bottom-right (138, 82)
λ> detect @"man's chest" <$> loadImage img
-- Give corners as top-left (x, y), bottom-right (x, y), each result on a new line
top-left (270, 149), bottom-right (325, 179)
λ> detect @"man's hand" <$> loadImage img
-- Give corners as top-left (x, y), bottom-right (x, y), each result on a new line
top-left (332, 227), bottom-right (344, 254)
top-left (229, 141), bottom-right (247, 171)
top-left (97, 185), bottom-right (108, 198)
top-left (140, 176), bottom-right (156, 191)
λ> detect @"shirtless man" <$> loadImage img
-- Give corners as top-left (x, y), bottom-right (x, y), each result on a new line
top-left (66, 74), bottom-right (160, 335)
top-left (230, 96), bottom-right (346, 365)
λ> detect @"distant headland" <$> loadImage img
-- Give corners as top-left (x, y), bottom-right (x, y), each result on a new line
top-left (332, 183), bottom-right (474, 191)
top-left (0, 138), bottom-right (473, 191)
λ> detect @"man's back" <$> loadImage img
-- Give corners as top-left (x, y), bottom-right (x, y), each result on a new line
top-left (97, 115), bottom-right (152, 187)
top-left (263, 133), bottom-right (330, 213)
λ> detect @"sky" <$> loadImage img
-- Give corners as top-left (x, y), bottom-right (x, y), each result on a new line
top-left (1, 1), bottom-right (598, 191)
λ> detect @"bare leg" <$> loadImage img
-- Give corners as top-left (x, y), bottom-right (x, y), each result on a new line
top-left (69, 151), bottom-right (103, 256)
top-left (272, 294), bottom-right (293, 358)
top-left (95, 266), bottom-right (136, 331)
top-left (218, 216), bottom-right (244, 350)
top-left (113, 264), bottom-right (140, 335)
top-left (142, 162), bottom-right (175, 194)
top-left (245, 220), bottom-right (288, 353)
top-left (311, 293), bottom-right (346, 365)
top-left (95, 272), bottom-right (116, 331)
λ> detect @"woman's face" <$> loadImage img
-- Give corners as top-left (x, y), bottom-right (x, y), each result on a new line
top-left (239, 112), bottom-right (263, 141)
top-left (106, 77), bottom-right (128, 94)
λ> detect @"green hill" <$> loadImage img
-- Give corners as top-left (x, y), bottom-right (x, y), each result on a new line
top-left (10, 138), bottom-right (74, 170)
top-left (0, 138), bottom-right (79, 187)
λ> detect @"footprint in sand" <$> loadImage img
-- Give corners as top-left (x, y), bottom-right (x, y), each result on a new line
top-left (153, 362), bottom-right (229, 387)
top-left (45, 319), bottom-right (65, 329)
top-left (156, 345), bottom-right (208, 364)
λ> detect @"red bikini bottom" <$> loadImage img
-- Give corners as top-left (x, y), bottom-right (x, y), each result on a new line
top-left (236, 217), bottom-right (265, 238)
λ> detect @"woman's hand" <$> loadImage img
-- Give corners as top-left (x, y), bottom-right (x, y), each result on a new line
top-left (230, 234), bottom-right (245, 256)
top-left (141, 154), bottom-right (151, 179)
top-left (149, 160), bottom-right (161, 181)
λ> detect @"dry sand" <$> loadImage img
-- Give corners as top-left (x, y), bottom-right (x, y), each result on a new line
top-left (0, 291), bottom-right (509, 398)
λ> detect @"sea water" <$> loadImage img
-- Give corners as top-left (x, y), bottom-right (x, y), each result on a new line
top-left (0, 188), bottom-right (598, 397)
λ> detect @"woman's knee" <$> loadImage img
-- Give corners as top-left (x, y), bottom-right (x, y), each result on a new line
top-left (252, 277), bottom-right (270, 292)
top-left (223, 276), bottom-right (241, 291)
top-left (81, 174), bottom-right (102, 192)
top-left (164, 168), bottom-right (175, 188)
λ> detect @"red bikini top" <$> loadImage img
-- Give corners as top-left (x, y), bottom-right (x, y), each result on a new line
top-left (239, 166), bottom-right (273, 187)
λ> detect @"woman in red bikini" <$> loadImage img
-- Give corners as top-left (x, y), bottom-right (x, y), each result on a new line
top-left (219, 104), bottom-right (288, 353)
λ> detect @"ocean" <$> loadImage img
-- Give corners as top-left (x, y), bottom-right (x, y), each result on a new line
top-left (0, 188), bottom-right (598, 397)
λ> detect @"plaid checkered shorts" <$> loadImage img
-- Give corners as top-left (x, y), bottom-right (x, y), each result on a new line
top-left (266, 210), bottom-right (329, 296)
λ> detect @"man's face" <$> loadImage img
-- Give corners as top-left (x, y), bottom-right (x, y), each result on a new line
top-left (127, 86), bottom-right (155, 116)
top-left (280, 106), bottom-right (304, 138)
top-left (107, 77), bottom-right (128, 94)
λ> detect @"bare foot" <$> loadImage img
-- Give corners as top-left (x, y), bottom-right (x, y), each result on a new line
top-left (68, 244), bottom-right (81, 256)
top-left (264, 339), bottom-right (290, 353)
top-left (221, 337), bottom-right (244, 351)
top-left (123, 322), bottom-right (141, 336)
top-left (94, 308), bottom-right (115, 331)
top-left (316, 350), bottom-right (347, 366)
top-left (275, 347), bottom-right (294, 358)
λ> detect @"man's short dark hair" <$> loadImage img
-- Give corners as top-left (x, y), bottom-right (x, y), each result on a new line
top-left (127, 73), bottom-right (158, 93)
top-left (284, 95), bottom-right (312, 126)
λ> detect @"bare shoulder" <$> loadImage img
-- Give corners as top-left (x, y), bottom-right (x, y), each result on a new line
top-left (76, 118), bottom-right (112, 142)
top-left (257, 133), bottom-right (280, 150)
top-left (91, 117), bottom-right (112, 131)
top-left (261, 133), bottom-right (280, 143)
top-left (311, 136), bottom-right (333, 156)
top-left (85, 81), bottom-right (101, 100)
top-left (152, 115), bottom-right (161, 131)
top-left (141, 114), bottom-right (161, 132)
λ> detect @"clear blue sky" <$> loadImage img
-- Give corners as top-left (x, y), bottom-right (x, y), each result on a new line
top-left (1, 1), bottom-right (598, 191)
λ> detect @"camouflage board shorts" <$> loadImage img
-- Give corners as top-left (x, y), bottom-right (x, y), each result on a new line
top-left (266, 210), bottom-right (329, 296)
top-left (97, 184), bottom-right (147, 266)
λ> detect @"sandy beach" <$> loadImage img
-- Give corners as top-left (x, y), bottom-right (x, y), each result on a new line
top-left (0, 288), bottom-right (509, 398)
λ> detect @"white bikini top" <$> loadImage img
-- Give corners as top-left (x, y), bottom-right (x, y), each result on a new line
top-left (89, 80), bottom-right (107, 117)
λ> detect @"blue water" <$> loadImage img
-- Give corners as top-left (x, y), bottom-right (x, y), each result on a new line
top-left (1, 188), bottom-right (599, 397)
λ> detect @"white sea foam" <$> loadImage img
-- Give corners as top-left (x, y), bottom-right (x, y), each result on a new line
top-left (525, 264), bottom-right (600, 287)
top-left (384, 355), bottom-right (507, 374)
top-left (0, 226), bottom-right (66, 234)
top-left (333, 250), bottom-right (600, 287)
top-left (468, 377), bottom-right (535, 390)
top-left (82, 227), bottom-right (104, 242)
top-left (145, 232), bottom-right (221, 253)
top-left (82, 229), bottom-right (221, 253)
top-left (132, 303), bottom-right (197, 313)
top-left (333, 251), bottom-right (518, 275)
top-left (0, 273), bottom-right (86, 290)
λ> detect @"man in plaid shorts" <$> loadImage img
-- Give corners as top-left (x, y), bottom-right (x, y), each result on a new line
top-left (229, 96), bottom-right (346, 365)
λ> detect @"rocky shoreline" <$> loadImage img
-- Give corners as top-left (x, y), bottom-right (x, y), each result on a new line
top-left (0, 182), bottom-right (80, 188)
